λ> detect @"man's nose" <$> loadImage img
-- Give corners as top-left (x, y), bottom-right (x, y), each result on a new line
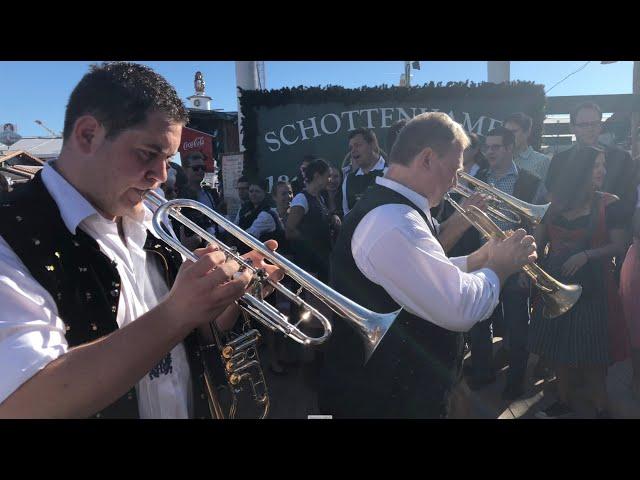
top-left (148, 159), bottom-right (168, 185)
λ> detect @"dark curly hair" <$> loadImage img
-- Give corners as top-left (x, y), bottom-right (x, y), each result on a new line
top-left (62, 62), bottom-right (189, 141)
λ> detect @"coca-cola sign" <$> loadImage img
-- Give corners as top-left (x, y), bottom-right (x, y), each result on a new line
top-left (178, 127), bottom-right (215, 173)
top-left (182, 136), bottom-right (205, 150)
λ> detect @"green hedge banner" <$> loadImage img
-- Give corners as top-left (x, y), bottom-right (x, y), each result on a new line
top-left (239, 81), bottom-right (546, 190)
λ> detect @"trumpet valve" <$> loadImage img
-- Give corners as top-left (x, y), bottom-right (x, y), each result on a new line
top-left (222, 346), bottom-right (234, 359)
top-left (229, 373), bottom-right (241, 385)
top-left (225, 361), bottom-right (235, 373)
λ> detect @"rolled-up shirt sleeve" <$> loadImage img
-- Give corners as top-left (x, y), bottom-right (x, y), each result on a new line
top-left (353, 206), bottom-right (500, 332)
top-left (0, 236), bottom-right (68, 405)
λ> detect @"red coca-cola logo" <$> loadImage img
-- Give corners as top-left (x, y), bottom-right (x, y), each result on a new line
top-left (183, 136), bottom-right (205, 150)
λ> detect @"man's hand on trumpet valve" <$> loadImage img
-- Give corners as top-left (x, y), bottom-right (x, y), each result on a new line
top-left (485, 228), bottom-right (538, 284)
top-left (163, 243), bottom-right (251, 331)
top-left (460, 192), bottom-right (490, 212)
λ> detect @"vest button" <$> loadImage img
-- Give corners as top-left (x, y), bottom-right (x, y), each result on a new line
top-left (111, 306), bottom-right (117, 313)
top-left (78, 267), bottom-right (87, 273)
top-left (45, 265), bottom-right (55, 272)
top-left (85, 292), bottom-right (93, 301)
top-left (65, 324), bottom-right (71, 332)
top-left (15, 215), bottom-right (22, 222)
top-left (33, 238), bottom-right (40, 246)
top-left (73, 240), bottom-right (80, 247)
top-left (110, 289), bottom-right (119, 297)
top-left (91, 323), bottom-right (98, 331)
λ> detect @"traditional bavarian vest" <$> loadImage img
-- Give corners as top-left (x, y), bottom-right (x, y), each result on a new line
top-left (344, 158), bottom-right (387, 212)
top-left (0, 173), bottom-right (211, 419)
top-left (319, 184), bottom-right (464, 418)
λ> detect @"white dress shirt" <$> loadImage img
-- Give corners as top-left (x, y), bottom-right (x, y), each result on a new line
top-left (351, 176), bottom-right (501, 332)
top-left (342, 155), bottom-right (388, 216)
top-left (0, 162), bottom-right (193, 418)
top-left (245, 208), bottom-right (285, 239)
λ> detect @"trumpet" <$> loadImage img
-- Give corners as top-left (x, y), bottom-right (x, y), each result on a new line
top-left (144, 190), bottom-right (400, 418)
top-left (451, 171), bottom-right (550, 225)
top-left (445, 194), bottom-right (582, 319)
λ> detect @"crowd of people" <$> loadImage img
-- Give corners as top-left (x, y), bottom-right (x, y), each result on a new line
top-left (173, 103), bottom-right (640, 419)
top-left (1, 61), bottom-right (639, 419)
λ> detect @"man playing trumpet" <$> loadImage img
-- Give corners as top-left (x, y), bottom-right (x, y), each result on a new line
top-left (317, 113), bottom-right (538, 418)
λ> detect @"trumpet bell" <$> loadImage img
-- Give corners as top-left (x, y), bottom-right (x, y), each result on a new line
top-left (539, 283), bottom-right (583, 319)
top-left (359, 308), bottom-right (402, 363)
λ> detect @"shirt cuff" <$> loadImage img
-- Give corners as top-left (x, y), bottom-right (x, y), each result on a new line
top-left (474, 267), bottom-right (501, 293)
top-left (449, 255), bottom-right (468, 272)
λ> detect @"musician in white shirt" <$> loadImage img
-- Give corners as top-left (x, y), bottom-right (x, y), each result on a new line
top-left (318, 112), bottom-right (537, 418)
top-left (0, 62), bottom-right (282, 418)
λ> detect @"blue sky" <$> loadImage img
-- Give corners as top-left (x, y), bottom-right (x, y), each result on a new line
top-left (0, 61), bottom-right (634, 137)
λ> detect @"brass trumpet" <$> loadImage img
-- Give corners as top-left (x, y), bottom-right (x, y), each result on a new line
top-left (445, 194), bottom-right (582, 319)
top-left (144, 190), bottom-right (401, 418)
top-left (452, 171), bottom-right (550, 225)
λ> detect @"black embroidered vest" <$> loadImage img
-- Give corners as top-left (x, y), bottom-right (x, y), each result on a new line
top-left (318, 184), bottom-right (464, 418)
top-left (0, 172), bottom-right (211, 419)
top-left (344, 164), bottom-right (386, 212)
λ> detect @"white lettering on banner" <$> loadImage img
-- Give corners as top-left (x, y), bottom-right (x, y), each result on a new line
top-left (320, 113), bottom-right (341, 135)
top-left (340, 110), bottom-right (360, 131)
top-left (359, 109), bottom-right (377, 129)
top-left (397, 108), bottom-right (412, 121)
top-left (280, 124), bottom-right (299, 145)
top-left (183, 136), bottom-right (205, 150)
top-left (486, 117), bottom-right (503, 132)
top-left (461, 112), bottom-right (486, 136)
top-left (380, 108), bottom-right (395, 128)
top-left (261, 108), bottom-right (504, 150)
top-left (265, 131), bottom-right (281, 152)
top-left (297, 117), bottom-right (321, 141)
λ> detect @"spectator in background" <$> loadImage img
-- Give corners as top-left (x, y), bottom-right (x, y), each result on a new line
top-left (504, 112), bottom-right (550, 183)
top-left (178, 152), bottom-right (219, 248)
top-left (342, 128), bottom-right (387, 216)
top-left (324, 165), bottom-right (343, 217)
top-left (546, 102), bottom-right (638, 226)
top-left (286, 158), bottom-right (333, 282)
top-left (235, 178), bottom-right (284, 255)
top-left (530, 146), bottom-right (628, 419)
top-left (236, 175), bottom-right (250, 205)
top-left (464, 127), bottom-right (542, 400)
top-left (291, 155), bottom-right (316, 196)
top-left (463, 132), bottom-right (489, 177)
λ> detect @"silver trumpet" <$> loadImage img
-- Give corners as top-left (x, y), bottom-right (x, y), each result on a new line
top-left (452, 171), bottom-right (551, 225)
top-left (144, 190), bottom-right (401, 418)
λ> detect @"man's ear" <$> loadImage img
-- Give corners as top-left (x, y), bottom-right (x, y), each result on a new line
top-left (418, 146), bottom-right (435, 170)
top-left (72, 115), bottom-right (104, 155)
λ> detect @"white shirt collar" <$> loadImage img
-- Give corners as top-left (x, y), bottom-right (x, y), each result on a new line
top-left (355, 155), bottom-right (386, 176)
top-left (41, 161), bottom-right (154, 235)
top-left (375, 176), bottom-right (432, 217)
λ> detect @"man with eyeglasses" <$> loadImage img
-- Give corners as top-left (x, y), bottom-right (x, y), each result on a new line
top-left (463, 126), bottom-right (542, 400)
top-left (504, 112), bottom-right (551, 184)
top-left (546, 102), bottom-right (637, 223)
